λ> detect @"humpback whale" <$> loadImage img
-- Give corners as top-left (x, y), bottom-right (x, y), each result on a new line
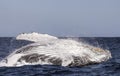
top-left (0, 32), bottom-right (112, 67)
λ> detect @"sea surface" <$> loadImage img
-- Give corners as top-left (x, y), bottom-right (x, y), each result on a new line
top-left (0, 37), bottom-right (120, 76)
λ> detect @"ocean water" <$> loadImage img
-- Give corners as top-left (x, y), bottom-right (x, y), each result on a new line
top-left (0, 37), bottom-right (120, 76)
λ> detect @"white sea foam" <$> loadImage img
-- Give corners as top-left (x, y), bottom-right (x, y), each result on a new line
top-left (0, 32), bottom-right (112, 67)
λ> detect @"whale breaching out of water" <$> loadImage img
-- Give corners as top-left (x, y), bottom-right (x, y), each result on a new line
top-left (0, 32), bottom-right (112, 67)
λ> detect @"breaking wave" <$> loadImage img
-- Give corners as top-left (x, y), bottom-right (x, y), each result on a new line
top-left (0, 32), bottom-right (112, 67)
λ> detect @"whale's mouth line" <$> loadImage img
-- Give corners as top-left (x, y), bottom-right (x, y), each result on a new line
top-left (0, 32), bottom-right (112, 67)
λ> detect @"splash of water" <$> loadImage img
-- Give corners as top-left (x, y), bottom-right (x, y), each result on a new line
top-left (0, 32), bottom-right (112, 67)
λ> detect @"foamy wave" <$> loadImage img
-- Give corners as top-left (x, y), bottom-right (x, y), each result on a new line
top-left (0, 32), bottom-right (112, 67)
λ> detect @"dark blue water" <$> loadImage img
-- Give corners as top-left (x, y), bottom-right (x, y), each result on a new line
top-left (0, 37), bottom-right (120, 76)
